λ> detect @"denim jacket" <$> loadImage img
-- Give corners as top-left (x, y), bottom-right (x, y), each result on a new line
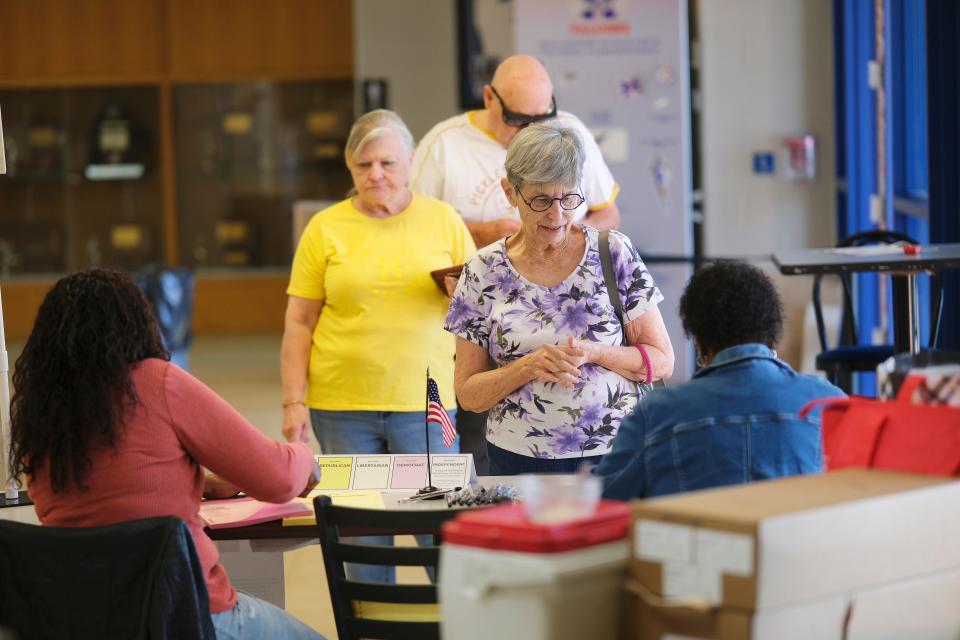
top-left (595, 343), bottom-right (845, 500)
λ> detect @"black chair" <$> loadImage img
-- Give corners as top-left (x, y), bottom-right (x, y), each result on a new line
top-left (0, 516), bottom-right (215, 640)
top-left (813, 229), bottom-right (944, 392)
top-left (313, 495), bottom-right (462, 640)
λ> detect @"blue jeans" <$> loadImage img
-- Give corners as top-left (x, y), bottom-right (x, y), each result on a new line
top-left (310, 410), bottom-right (459, 583)
top-left (211, 591), bottom-right (324, 640)
top-left (486, 442), bottom-right (600, 475)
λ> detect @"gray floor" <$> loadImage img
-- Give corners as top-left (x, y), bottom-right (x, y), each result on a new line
top-left (188, 333), bottom-right (320, 454)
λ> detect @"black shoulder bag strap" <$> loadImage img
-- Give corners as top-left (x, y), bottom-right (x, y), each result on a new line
top-left (598, 229), bottom-right (625, 343)
top-left (599, 229), bottom-right (664, 391)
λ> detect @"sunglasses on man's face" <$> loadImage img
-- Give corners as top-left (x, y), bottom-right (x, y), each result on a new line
top-left (489, 86), bottom-right (558, 128)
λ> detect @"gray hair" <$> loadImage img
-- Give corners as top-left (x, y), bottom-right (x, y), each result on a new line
top-left (504, 123), bottom-right (585, 190)
top-left (344, 109), bottom-right (415, 165)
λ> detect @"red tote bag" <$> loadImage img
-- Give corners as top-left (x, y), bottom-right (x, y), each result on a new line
top-left (800, 376), bottom-right (960, 476)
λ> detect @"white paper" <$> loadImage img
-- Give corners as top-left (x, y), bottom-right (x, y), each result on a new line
top-left (695, 529), bottom-right (754, 576)
top-left (663, 563), bottom-right (722, 605)
top-left (590, 126), bottom-right (629, 163)
top-left (314, 453), bottom-right (474, 491)
top-left (635, 519), bottom-right (694, 564)
top-left (831, 245), bottom-right (906, 257)
top-left (429, 455), bottom-right (471, 488)
top-left (198, 500), bottom-right (261, 527)
top-left (352, 455), bottom-right (392, 489)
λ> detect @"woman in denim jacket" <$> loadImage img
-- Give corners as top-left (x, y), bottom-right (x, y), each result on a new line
top-left (596, 261), bottom-right (845, 500)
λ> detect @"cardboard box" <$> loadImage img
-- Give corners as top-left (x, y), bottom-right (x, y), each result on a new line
top-left (630, 469), bottom-right (960, 611)
top-left (625, 566), bottom-right (960, 640)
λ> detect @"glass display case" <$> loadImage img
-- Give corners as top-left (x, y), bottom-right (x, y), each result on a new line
top-left (0, 86), bottom-right (163, 276)
top-left (0, 80), bottom-right (354, 276)
top-left (0, 0), bottom-right (354, 338)
top-left (173, 80), bottom-right (354, 269)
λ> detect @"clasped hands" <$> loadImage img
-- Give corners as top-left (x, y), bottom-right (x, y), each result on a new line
top-left (524, 336), bottom-right (596, 389)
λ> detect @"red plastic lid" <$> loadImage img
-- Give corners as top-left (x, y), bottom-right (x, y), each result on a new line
top-left (442, 501), bottom-right (630, 553)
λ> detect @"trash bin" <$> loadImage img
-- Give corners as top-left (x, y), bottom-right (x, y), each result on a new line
top-left (134, 265), bottom-right (194, 370)
top-left (439, 501), bottom-right (630, 640)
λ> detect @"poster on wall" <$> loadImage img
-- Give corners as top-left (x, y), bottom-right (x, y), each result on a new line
top-left (513, 0), bottom-right (694, 379)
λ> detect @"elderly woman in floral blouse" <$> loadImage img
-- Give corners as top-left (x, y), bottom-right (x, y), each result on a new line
top-left (444, 122), bottom-right (674, 475)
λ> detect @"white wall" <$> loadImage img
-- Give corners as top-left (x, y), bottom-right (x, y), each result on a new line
top-left (352, 0), bottom-right (460, 141)
top-left (352, 0), bottom-right (836, 369)
top-left (697, 0), bottom-right (837, 366)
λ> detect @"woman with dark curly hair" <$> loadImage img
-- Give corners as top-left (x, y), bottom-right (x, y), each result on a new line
top-left (595, 260), bottom-right (844, 500)
top-left (10, 268), bottom-right (324, 639)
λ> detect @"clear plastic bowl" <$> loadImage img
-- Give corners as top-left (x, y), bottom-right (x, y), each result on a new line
top-left (518, 473), bottom-right (602, 524)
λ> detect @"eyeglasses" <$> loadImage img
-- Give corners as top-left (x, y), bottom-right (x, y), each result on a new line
top-left (515, 186), bottom-right (585, 212)
top-left (490, 86), bottom-right (558, 128)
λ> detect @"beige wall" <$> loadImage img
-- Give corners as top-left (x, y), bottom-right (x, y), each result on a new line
top-left (697, 0), bottom-right (837, 368)
top-left (352, 0), bottom-right (460, 140)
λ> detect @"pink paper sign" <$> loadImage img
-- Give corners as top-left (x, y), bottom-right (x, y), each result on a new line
top-left (389, 455), bottom-right (428, 489)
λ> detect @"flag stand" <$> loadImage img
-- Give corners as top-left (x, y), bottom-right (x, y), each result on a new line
top-left (0, 288), bottom-right (17, 502)
top-left (0, 106), bottom-right (18, 502)
top-left (418, 366), bottom-right (439, 495)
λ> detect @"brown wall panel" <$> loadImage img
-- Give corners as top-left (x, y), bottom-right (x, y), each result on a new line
top-left (0, 0), bottom-right (165, 82)
top-left (193, 273), bottom-right (288, 333)
top-left (1, 274), bottom-right (287, 340)
top-left (167, 0), bottom-right (353, 80)
top-left (0, 280), bottom-right (52, 340)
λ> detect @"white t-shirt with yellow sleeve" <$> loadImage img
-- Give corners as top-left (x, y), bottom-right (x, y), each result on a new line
top-left (288, 193), bottom-right (476, 411)
top-left (410, 111), bottom-right (619, 224)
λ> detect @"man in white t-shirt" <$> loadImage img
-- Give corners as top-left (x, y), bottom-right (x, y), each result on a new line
top-left (411, 55), bottom-right (620, 248)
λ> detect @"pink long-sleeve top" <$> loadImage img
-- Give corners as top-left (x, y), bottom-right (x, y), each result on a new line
top-left (27, 358), bottom-right (316, 613)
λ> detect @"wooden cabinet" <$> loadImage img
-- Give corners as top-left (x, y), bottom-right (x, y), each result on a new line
top-left (173, 80), bottom-right (353, 269)
top-left (0, 0), bottom-right (166, 82)
top-left (0, 1), bottom-right (354, 338)
top-left (167, 0), bottom-right (353, 80)
top-left (0, 86), bottom-right (164, 273)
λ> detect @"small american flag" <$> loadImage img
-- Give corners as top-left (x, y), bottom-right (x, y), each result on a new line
top-left (427, 377), bottom-right (457, 448)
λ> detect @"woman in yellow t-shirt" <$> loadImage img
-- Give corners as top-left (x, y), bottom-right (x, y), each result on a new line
top-left (281, 109), bottom-right (475, 582)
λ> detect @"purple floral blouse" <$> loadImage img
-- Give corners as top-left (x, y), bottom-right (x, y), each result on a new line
top-left (444, 225), bottom-right (664, 460)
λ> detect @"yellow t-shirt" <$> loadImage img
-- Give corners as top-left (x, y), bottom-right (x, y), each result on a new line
top-left (287, 194), bottom-right (476, 410)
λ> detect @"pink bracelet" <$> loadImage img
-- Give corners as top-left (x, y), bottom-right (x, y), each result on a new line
top-left (634, 343), bottom-right (653, 385)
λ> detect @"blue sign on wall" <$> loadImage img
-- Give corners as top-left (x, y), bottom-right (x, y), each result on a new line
top-left (753, 152), bottom-right (775, 174)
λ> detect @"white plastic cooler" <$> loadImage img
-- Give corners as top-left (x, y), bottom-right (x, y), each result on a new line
top-left (439, 501), bottom-right (630, 640)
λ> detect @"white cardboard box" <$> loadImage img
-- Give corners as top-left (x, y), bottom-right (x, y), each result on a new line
top-left (631, 470), bottom-right (960, 611)
top-left (627, 566), bottom-right (960, 640)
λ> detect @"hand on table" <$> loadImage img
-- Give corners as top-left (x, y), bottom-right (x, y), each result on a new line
top-left (202, 470), bottom-right (240, 500)
top-left (299, 458), bottom-right (321, 498)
